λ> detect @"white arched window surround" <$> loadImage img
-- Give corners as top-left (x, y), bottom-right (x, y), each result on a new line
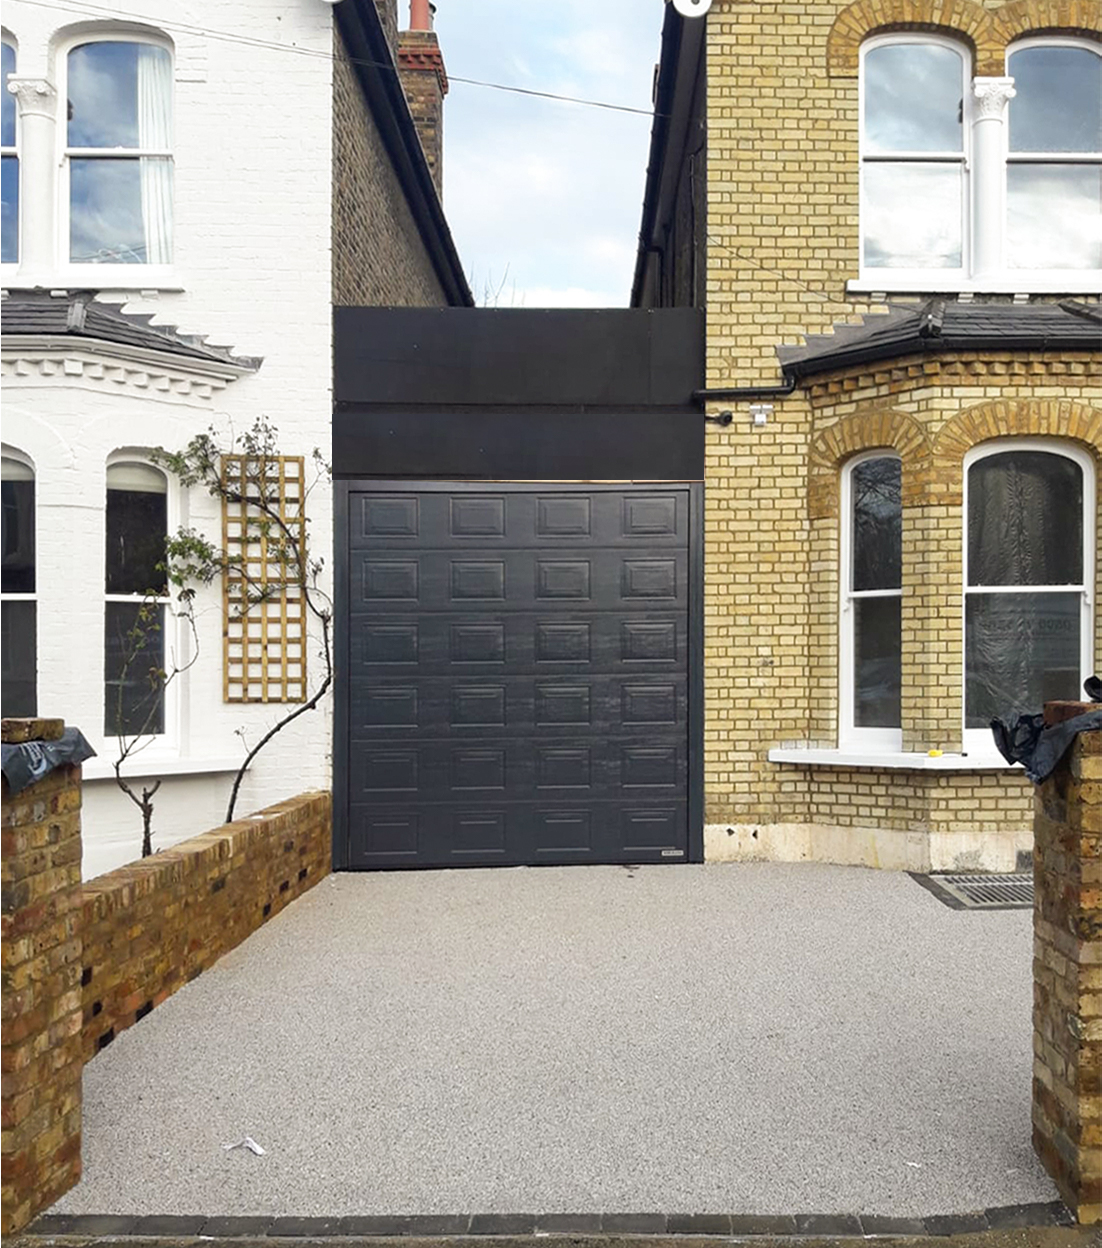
top-left (56, 28), bottom-right (174, 280)
top-left (103, 455), bottom-right (185, 753)
top-left (1, 446), bottom-right (37, 718)
top-left (840, 449), bottom-right (903, 751)
top-left (852, 33), bottom-right (1102, 294)
top-left (962, 438), bottom-right (1096, 756)
top-left (858, 33), bottom-right (971, 287)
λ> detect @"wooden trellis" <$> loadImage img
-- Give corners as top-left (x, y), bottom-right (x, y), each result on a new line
top-left (221, 454), bottom-right (307, 703)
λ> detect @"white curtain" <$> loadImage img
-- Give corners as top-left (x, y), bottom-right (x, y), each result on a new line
top-left (137, 45), bottom-right (173, 265)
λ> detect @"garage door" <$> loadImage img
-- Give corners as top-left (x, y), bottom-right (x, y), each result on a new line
top-left (341, 484), bottom-right (693, 868)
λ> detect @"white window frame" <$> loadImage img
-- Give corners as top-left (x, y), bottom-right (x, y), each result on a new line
top-left (1, 36), bottom-right (18, 267)
top-left (1, 446), bottom-right (37, 717)
top-left (839, 450), bottom-right (904, 751)
top-left (857, 33), bottom-right (970, 290)
top-left (1004, 36), bottom-right (1102, 276)
top-left (851, 34), bottom-right (1102, 294)
top-left (961, 438), bottom-right (1096, 757)
top-left (103, 455), bottom-right (185, 760)
top-left (57, 31), bottom-right (175, 286)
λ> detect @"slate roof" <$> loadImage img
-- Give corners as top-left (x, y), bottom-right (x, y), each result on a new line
top-left (777, 299), bottom-right (1101, 379)
top-left (0, 290), bottom-right (262, 371)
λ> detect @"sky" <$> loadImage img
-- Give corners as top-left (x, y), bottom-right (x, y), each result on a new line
top-left (431, 0), bottom-right (667, 308)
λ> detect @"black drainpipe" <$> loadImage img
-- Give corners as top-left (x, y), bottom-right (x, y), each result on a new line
top-left (695, 373), bottom-right (799, 424)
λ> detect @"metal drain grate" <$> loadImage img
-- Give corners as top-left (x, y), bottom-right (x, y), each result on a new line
top-left (910, 872), bottom-right (1034, 910)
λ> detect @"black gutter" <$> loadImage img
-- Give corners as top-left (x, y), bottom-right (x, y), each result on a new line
top-left (630, 7), bottom-right (684, 308)
top-left (783, 330), bottom-right (1101, 381)
top-left (694, 375), bottom-right (798, 404)
top-left (335, 0), bottom-right (472, 307)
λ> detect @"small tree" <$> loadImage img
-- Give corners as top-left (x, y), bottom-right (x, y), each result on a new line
top-left (154, 418), bottom-right (333, 823)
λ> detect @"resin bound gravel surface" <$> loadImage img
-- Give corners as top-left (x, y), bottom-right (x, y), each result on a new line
top-left (54, 863), bottom-right (1058, 1217)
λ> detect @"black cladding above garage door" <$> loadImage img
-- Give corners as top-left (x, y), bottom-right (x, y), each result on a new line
top-left (338, 484), bottom-right (696, 869)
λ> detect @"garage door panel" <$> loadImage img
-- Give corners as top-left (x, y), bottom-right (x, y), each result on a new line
top-left (345, 485), bottom-right (690, 868)
top-left (350, 490), bottom-right (690, 551)
top-left (346, 801), bottom-right (687, 868)
top-left (349, 676), bottom-right (688, 738)
top-left (350, 738), bottom-right (688, 803)
top-left (353, 549), bottom-right (688, 612)
top-left (351, 614), bottom-right (687, 675)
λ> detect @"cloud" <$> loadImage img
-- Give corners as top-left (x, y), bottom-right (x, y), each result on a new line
top-left (434, 0), bottom-right (665, 307)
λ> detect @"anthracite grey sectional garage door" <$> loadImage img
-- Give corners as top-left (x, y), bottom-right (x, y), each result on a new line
top-left (344, 485), bottom-right (691, 868)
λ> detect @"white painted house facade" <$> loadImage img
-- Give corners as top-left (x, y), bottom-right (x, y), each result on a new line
top-left (1, 0), bottom-right (468, 877)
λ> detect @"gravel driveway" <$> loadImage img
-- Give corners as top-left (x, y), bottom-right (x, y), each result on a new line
top-left (53, 862), bottom-right (1058, 1218)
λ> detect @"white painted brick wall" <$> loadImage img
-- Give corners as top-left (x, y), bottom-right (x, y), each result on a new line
top-left (2, 0), bottom-right (336, 878)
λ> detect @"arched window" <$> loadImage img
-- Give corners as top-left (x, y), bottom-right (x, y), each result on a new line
top-left (964, 442), bottom-right (1095, 747)
top-left (65, 37), bottom-right (173, 266)
top-left (841, 453), bottom-right (902, 748)
top-left (1006, 40), bottom-right (1102, 271)
top-left (2, 451), bottom-right (36, 717)
top-left (1, 38), bottom-right (17, 264)
top-left (860, 36), bottom-right (967, 275)
top-left (104, 461), bottom-right (168, 737)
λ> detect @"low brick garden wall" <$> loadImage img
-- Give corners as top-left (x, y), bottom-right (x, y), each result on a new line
top-left (81, 790), bottom-right (332, 1062)
top-left (2, 715), bottom-right (332, 1233)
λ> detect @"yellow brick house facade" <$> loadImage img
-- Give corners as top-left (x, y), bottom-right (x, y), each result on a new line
top-left (634, 0), bottom-right (1101, 871)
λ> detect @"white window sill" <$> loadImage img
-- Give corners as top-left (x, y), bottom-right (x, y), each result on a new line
top-left (847, 273), bottom-right (1102, 296)
top-left (1, 268), bottom-right (184, 293)
top-left (768, 746), bottom-right (1021, 771)
top-left (82, 756), bottom-right (245, 782)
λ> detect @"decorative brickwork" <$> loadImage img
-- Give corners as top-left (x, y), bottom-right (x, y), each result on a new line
top-left (827, 0), bottom-right (991, 74)
top-left (1032, 710), bottom-right (1101, 1224)
top-left (808, 408), bottom-right (933, 520)
top-left (992, 0), bottom-right (1102, 49)
top-left (826, 0), bottom-right (1100, 75)
top-left (81, 791), bottom-right (331, 1063)
top-left (1, 719), bottom-right (83, 1236)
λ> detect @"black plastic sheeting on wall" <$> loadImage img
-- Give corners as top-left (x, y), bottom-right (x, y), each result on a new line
top-left (1, 728), bottom-right (96, 795)
top-left (991, 677), bottom-right (1102, 784)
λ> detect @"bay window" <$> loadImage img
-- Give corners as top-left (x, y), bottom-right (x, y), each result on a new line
top-left (964, 443), bottom-right (1094, 749)
top-left (841, 453), bottom-right (902, 748)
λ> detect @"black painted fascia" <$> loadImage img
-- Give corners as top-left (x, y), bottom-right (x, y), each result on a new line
top-left (336, 0), bottom-right (472, 307)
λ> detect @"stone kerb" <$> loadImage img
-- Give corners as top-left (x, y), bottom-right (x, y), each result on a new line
top-left (1032, 703), bottom-right (1102, 1224)
top-left (1, 718), bottom-right (84, 1236)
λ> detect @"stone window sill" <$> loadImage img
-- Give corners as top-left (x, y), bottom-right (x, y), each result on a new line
top-left (768, 747), bottom-right (1021, 771)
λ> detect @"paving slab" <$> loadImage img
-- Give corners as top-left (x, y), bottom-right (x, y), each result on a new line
top-left (52, 863), bottom-right (1061, 1217)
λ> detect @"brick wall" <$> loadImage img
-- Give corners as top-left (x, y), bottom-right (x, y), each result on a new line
top-left (1, 719), bottom-right (83, 1236)
top-left (332, 27), bottom-right (449, 307)
top-left (81, 791), bottom-right (331, 1063)
top-left (699, 0), bottom-right (1101, 867)
top-left (1032, 707), bottom-right (1101, 1224)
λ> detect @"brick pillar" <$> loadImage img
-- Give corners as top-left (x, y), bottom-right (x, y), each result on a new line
top-left (1032, 701), bottom-right (1101, 1224)
top-left (1, 718), bottom-right (84, 1234)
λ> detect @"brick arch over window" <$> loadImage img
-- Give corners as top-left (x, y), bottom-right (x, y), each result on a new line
top-left (933, 399), bottom-right (1102, 504)
top-left (992, 0), bottom-right (1102, 49)
top-left (809, 409), bottom-right (932, 519)
top-left (826, 0), bottom-right (993, 75)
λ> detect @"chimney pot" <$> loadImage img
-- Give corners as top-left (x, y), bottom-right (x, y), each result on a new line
top-left (410, 0), bottom-right (432, 30)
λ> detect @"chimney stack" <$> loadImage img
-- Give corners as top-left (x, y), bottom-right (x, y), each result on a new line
top-left (398, 1), bottom-right (448, 197)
